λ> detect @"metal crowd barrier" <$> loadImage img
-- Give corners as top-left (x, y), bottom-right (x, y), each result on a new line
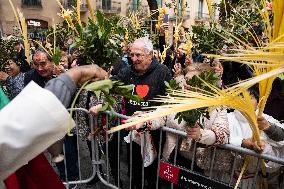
top-left (52, 108), bottom-right (284, 189)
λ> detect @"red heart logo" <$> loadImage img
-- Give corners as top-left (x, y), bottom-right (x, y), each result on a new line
top-left (136, 85), bottom-right (149, 98)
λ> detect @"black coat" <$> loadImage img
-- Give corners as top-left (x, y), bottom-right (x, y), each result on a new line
top-left (264, 79), bottom-right (284, 122)
top-left (111, 59), bottom-right (172, 116)
top-left (222, 61), bottom-right (253, 86)
top-left (24, 69), bottom-right (49, 87)
top-left (111, 59), bottom-right (172, 150)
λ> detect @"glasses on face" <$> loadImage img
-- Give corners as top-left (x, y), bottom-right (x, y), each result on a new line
top-left (130, 52), bottom-right (146, 59)
top-left (33, 61), bottom-right (48, 68)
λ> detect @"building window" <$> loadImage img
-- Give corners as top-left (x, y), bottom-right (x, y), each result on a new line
top-left (198, 0), bottom-right (203, 18)
top-left (131, 0), bottom-right (139, 11)
top-left (22, 0), bottom-right (42, 7)
top-left (102, 0), bottom-right (111, 10)
top-left (67, 0), bottom-right (76, 7)
top-left (157, 0), bottom-right (162, 7)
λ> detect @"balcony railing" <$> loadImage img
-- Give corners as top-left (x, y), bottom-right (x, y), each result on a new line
top-left (195, 12), bottom-right (210, 21)
top-left (128, 3), bottom-right (149, 12)
top-left (96, 0), bottom-right (121, 14)
top-left (62, 0), bottom-right (88, 12)
top-left (22, 0), bottom-right (42, 8)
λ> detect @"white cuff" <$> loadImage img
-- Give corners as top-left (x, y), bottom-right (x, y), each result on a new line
top-left (230, 136), bottom-right (243, 147)
top-left (199, 129), bottom-right (216, 145)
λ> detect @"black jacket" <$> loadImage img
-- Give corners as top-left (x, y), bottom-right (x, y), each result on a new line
top-left (111, 56), bottom-right (132, 76)
top-left (24, 69), bottom-right (49, 87)
top-left (222, 61), bottom-right (253, 86)
top-left (112, 59), bottom-right (172, 116)
top-left (112, 59), bottom-right (172, 151)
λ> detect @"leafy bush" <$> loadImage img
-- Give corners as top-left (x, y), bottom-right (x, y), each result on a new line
top-left (192, 23), bottom-right (227, 54)
top-left (0, 37), bottom-right (18, 70)
top-left (166, 70), bottom-right (220, 127)
top-left (71, 11), bottom-right (125, 69)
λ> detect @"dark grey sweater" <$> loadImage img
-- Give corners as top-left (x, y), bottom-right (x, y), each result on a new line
top-left (264, 123), bottom-right (284, 142)
top-left (45, 74), bottom-right (77, 108)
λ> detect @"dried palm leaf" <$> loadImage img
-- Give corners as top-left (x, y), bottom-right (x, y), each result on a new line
top-left (56, 0), bottom-right (75, 30)
top-left (17, 9), bottom-right (30, 64)
top-left (206, 0), bottom-right (213, 19)
top-left (8, 0), bottom-right (22, 34)
top-left (161, 45), bottom-right (171, 63)
top-left (182, 33), bottom-right (193, 56)
top-left (213, 0), bottom-right (284, 117)
top-left (77, 0), bottom-right (82, 26)
top-left (86, 0), bottom-right (95, 22)
top-left (8, 0), bottom-right (30, 64)
top-left (174, 22), bottom-right (183, 48)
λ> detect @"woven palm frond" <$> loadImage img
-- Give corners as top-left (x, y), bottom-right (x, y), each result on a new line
top-left (8, 0), bottom-right (30, 64)
top-left (206, 0), bottom-right (213, 19)
top-left (76, 0), bottom-right (82, 26)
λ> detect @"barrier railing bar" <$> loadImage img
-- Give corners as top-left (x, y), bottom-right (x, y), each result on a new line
top-left (172, 134), bottom-right (180, 189)
top-left (106, 115), bottom-right (110, 183)
top-left (142, 132), bottom-right (146, 189)
top-left (191, 141), bottom-right (197, 171)
top-left (129, 130), bottom-right (133, 189)
top-left (117, 128), bottom-right (121, 188)
top-left (155, 129), bottom-right (163, 189)
top-left (252, 157), bottom-right (261, 189)
top-left (229, 151), bottom-right (238, 186)
top-left (160, 126), bottom-right (284, 165)
top-left (209, 147), bottom-right (217, 178)
top-left (96, 170), bottom-right (118, 189)
top-left (221, 144), bottom-right (284, 165)
top-left (75, 112), bottom-right (83, 181)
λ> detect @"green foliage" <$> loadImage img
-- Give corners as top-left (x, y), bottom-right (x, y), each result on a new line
top-left (52, 46), bottom-right (62, 65)
top-left (124, 9), bottom-right (152, 44)
top-left (175, 109), bottom-right (209, 128)
top-left (85, 79), bottom-right (141, 111)
top-left (192, 23), bottom-right (229, 54)
top-left (126, 21), bottom-right (149, 44)
top-left (186, 70), bottom-right (220, 94)
top-left (164, 79), bottom-right (181, 91)
top-left (44, 23), bottom-right (73, 51)
top-left (166, 70), bottom-right (220, 127)
top-left (72, 10), bottom-right (125, 69)
top-left (192, 0), bottom-right (264, 54)
top-left (226, 0), bottom-right (263, 45)
top-left (0, 37), bottom-right (18, 70)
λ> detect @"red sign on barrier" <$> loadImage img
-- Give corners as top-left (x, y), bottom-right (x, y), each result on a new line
top-left (159, 161), bottom-right (233, 189)
top-left (159, 161), bottom-right (180, 184)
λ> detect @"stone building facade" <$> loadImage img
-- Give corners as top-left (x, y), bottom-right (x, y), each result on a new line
top-left (0, 0), bottom-right (219, 38)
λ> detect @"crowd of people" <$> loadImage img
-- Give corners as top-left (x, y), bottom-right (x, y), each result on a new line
top-left (0, 24), bottom-right (284, 189)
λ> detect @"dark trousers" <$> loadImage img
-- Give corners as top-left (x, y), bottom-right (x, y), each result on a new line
top-left (127, 142), bottom-right (159, 189)
top-left (56, 135), bottom-right (79, 181)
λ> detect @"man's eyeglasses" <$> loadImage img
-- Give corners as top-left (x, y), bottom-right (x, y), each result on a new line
top-left (33, 61), bottom-right (48, 68)
top-left (130, 53), bottom-right (145, 59)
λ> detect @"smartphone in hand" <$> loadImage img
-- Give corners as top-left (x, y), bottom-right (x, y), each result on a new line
top-left (163, 14), bottom-right (169, 23)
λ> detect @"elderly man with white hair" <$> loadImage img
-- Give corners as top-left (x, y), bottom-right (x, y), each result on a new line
top-left (112, 37), bottom-right (172, 188)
